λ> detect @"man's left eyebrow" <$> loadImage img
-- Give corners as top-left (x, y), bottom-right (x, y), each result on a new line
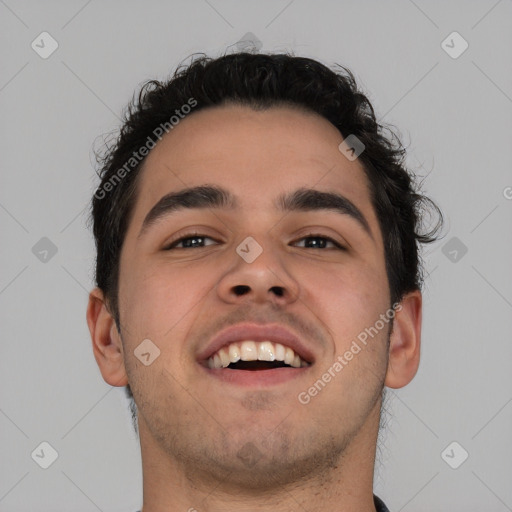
top-left (138, 185), bottom-right (238, 239)
top-left (275, 187), bottom-right (373, 239)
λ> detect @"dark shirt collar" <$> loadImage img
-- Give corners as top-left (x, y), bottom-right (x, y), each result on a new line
top-left (374, 493), bottom-right (391, 511)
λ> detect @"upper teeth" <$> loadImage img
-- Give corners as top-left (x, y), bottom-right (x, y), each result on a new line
top-left (207, 340), bottom-right (309, 369)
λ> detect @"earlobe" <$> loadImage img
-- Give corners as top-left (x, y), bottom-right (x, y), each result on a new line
top-left (86, 288), bottom-right (128, 387)
top-left (384, 290), bottom-right (422, 389)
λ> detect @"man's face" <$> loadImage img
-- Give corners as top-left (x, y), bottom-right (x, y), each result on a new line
top-left (115, 104), bottom-right (391, 486)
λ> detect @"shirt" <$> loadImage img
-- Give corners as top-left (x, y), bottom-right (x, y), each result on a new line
top-left (135, 494), bottom-right (390, 511)
top-left (374, 493), bottom-right (391, 511)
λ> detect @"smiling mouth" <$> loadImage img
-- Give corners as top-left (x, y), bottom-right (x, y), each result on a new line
top-left (205, 340), bottom-right (312, 369)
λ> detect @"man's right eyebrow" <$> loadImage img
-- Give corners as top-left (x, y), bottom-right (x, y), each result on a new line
top-left (137, 185), bottom-right (237, 239)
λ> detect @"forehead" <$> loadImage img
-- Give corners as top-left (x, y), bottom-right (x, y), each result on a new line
top-left (127, 104), bottom-right (377, 236)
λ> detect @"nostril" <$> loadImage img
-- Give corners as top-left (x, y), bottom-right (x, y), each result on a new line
top-left (270, 286), bottom-right (284, 297)
top-left (233, 285), bottom-right (250, 296)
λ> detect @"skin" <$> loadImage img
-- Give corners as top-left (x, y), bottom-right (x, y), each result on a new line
top-left (87, 104), bottom-right (422, 512)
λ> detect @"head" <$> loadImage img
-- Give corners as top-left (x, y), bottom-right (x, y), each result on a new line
top-left (87, 52), bottom-right (442, 487)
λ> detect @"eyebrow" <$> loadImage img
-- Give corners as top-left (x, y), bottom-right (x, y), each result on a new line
top-left (138, 185), bottom-right (236, 239)
top-left (275, 187), bottom-right (372, 238)
top-left (138, 184), bottom-right (373, 239)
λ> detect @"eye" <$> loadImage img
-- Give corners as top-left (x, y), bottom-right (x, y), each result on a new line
top-left (164, 233), bottom-right (218, 250)
top-left (163, 233), bottom-right (346, 251)
top-left (293, 234), bottom-right (345, 250)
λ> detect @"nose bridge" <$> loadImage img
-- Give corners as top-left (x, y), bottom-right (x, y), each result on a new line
top-left (217, 232), bottom-right (300, 304)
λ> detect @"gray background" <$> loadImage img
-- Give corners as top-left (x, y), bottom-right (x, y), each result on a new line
top-left (1, 1), bottom-right (511, 511)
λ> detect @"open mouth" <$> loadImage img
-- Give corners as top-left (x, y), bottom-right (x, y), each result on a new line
top-left (225, 360), bottom-right (296, 371)
top-left (204, 340), bottom-right (312, 370)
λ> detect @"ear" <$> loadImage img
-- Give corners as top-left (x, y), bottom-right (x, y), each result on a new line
top-left (86, 288), bottom-right (128, 387)
top-left (384, 289), bottom-right (422, 389)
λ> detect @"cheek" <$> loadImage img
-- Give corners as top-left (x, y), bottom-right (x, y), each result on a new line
top-left (297, 258), bottom-right (390, 346)
top-left (298, 264), bottom-right (390, 411)
top-left (118, 257), bottom-right (216, 340)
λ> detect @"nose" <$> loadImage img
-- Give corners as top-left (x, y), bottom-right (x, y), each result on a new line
top-left (216, 238), bottom-right (300, 307)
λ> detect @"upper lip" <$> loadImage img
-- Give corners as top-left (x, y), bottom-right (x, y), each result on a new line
top-left (197, 323), bottom-right (316, 365)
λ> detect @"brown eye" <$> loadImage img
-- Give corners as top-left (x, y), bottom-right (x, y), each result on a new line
top-left (164, 234), bottom-right (218, 250)
top-left (293, 234), bottom-right (345, 250)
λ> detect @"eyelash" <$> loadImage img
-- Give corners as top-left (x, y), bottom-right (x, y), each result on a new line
top-left (163, 232), bottom-right (346, 251)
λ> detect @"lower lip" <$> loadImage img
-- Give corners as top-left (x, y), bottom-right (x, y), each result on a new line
top-left (199, 364), bottom-right (312, 387)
